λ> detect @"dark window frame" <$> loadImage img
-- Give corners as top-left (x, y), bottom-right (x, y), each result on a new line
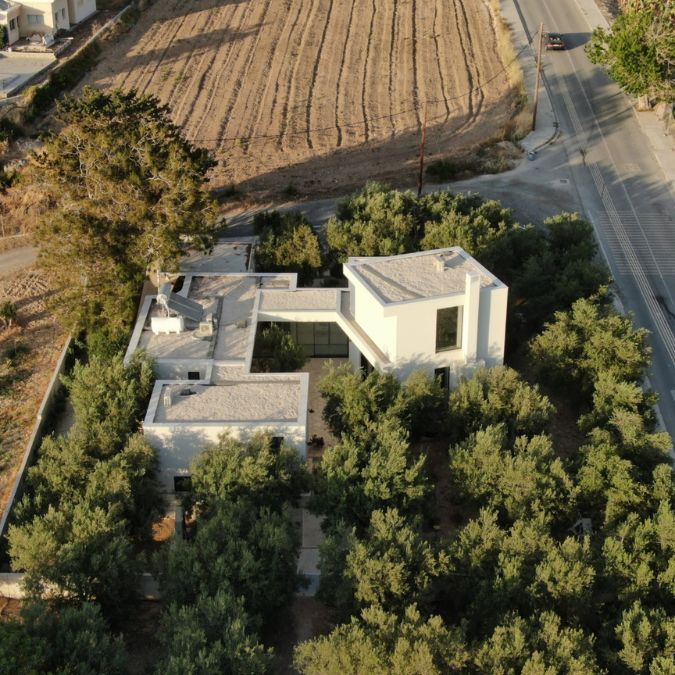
top-left (435, 306), bottom-right (462, 352)
top-left (174, 475), bottom-right (192, 493)
top-left (434, 366), bottom-right (449, 390)
top-left (360, 353), bottom-right (374, 375)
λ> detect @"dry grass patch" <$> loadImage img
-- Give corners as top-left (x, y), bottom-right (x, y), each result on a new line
top-left (0, 269), bottom-right (66, 524)
top-left (82, 0), bottom-right (522, 198)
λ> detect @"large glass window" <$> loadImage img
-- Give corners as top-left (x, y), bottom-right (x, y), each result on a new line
top-left (284, 321), bottom-right (349, 357)
top-left (27, 14), bottom-right (41, 24)
top-left (435, 306), bottom-right (462, 352)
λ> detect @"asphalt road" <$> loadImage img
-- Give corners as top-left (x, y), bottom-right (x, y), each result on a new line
top-left (515, 0), bottom-right (675, 443)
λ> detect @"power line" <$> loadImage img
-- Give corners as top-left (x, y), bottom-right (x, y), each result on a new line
top-left (187, 29), bottom-right (540, 148)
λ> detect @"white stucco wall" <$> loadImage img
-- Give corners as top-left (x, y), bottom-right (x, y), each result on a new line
top-left (152, 360), bottom-right (213, 381)
top-left (145, 422), bottom-right (307, 492)
top-left (257, 309), bottom-right (338, 323)
top-left (346, 274), bottom-right (397, 360)
top-left (66, 0), bottom-right (94, 24)
top-left (20, 0), bottom-right (69, 34)
top-left (478, 284), bottom-right (508, 366)
top-left (0, 6), bottom-right (21, 44)
top-left (348, 341), bottom-right (361, 371)
top-left (347, 273), bottom-right (508, 382)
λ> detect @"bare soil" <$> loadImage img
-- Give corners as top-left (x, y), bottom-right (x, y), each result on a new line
top-left (0, 595), bottom-right (22, 620)
top-left (267, 597), bottom-right (335, 674)
top-left (82, 0), bottom-right (519, 199)
top-left (123, 601), bottom-right (164, 675)
top-left (0, 269), bottom-right (66, 525)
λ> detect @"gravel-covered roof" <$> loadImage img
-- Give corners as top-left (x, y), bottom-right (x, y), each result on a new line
top-left (347, 248), bottom-right (495, 304)
top-left (155, 378), bottom-right (302, 423)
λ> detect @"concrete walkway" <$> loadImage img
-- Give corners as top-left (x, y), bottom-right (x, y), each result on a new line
top-left (500, 0), bottom-right (558, 154)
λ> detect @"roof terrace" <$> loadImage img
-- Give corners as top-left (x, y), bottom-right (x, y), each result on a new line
top-left (346, 248), bottom-right (498, 304)
top-left (148, 372), bottom-right (309, 426)
top-left (133, 274), bottom-right (293, 363)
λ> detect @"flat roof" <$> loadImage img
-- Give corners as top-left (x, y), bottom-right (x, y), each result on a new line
top-left (154, 378), bottom-right (302, 423)
top-left (137, 297), bottom-right (216, 359)
top-left (259, 288), bottom-right (340, 312)
top-left (346, 248), bottom-right (496, 304)
top-left (179, 239), bottom-right (254, 274)
top-left (135, 274), bottom-right (293, 362)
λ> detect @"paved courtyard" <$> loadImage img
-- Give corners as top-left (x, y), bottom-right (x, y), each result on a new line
top-left (0, 53), bottom-right (55, 97)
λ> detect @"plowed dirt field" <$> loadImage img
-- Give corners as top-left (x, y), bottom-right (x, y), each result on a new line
top-left (83, 0), bottom-right (519, 198)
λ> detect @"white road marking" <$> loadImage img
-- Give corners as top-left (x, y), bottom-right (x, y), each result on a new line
top-left (559, 87), bottom-right (675, 364)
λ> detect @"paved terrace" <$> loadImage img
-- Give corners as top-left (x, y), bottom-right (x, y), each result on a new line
top-left (134, 274), bottom-right (293, 362)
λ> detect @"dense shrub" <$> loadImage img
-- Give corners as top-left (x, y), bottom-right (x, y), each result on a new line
top-left (530, 291), bottom-right (651, 394)
top-left (189, 433), bottom-right (308, 512)
top-left (251, 323), bottom-right (306, 372)
top-left (447, 366), bottom-right (554, 442)
top-left (160, 499), bottom-right (300, 621)
top-left (0, 601), bottom-right (127, 675)
top-left (8, 353), bottom-right (161, 612)
top-left (25, 42), bottom-right (101, 120)
top-left (254, 210), bottom-right (322, 284)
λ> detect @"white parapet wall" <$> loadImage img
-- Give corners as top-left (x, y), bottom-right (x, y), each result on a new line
top-left (343, 248), bottom-right (508, 380)
top-left (143, 374), bottom-right (310, 492)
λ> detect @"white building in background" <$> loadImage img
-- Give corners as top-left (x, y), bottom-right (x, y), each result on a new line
top-left (125, 240), bottom-right (508, 494)
top-left (0, 0), bottom-right (95, 46)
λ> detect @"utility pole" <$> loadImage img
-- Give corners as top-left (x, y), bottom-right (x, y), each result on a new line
top-left (417, 103), bottom-right (428, 198)
top-left (532, 23), bottom-right (544, 131)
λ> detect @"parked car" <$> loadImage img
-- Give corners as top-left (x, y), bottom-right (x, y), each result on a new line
top-left (545, 32), bottom-right (566, 50)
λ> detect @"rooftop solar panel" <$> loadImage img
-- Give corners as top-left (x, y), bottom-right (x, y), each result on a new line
top-left (167, 294), bottom-right (203, 322)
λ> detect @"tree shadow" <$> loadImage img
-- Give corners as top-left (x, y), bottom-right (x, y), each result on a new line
top-left (88, 23), bottom-right (264, 86)
top-left (215, 91), bottom-right (523, 200)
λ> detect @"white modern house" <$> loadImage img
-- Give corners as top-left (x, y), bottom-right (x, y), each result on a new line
top-left (126, 241), bottom-right (508, 493)
top-left (0, 0), bottom-right (95, 45)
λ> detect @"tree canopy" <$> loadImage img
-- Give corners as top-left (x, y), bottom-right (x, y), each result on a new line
top-left (450, 426), bottom-right (575, 524)
top-left (0, 601), bottom-right (127, 675)
top-left (156, 431), bottom-right (306, 671)
top-left (9, 353), bottom-right (161, 612)
top-left (295, 605), bottom-right (468, 675)
top-left (447, 366), bottom-right (554, 442)
top-left (156, 590), bottom-right (271, 675)
top-left (29, 87), bottom-right (219, 334)
top-left (300, 285), bottom-right (673, 672)
top-left (253, 211), bottom-right (323, 285)
top-left (586, 4), bottom-right (674, 102)
top-left (325, 182), bottom-right (419, 261)
top-left (250, 323), bottom-right (307, 373)
top-left (530, 291), bottom-right (651, 394)
top-left (189, 433), bottom-right (308, 512)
